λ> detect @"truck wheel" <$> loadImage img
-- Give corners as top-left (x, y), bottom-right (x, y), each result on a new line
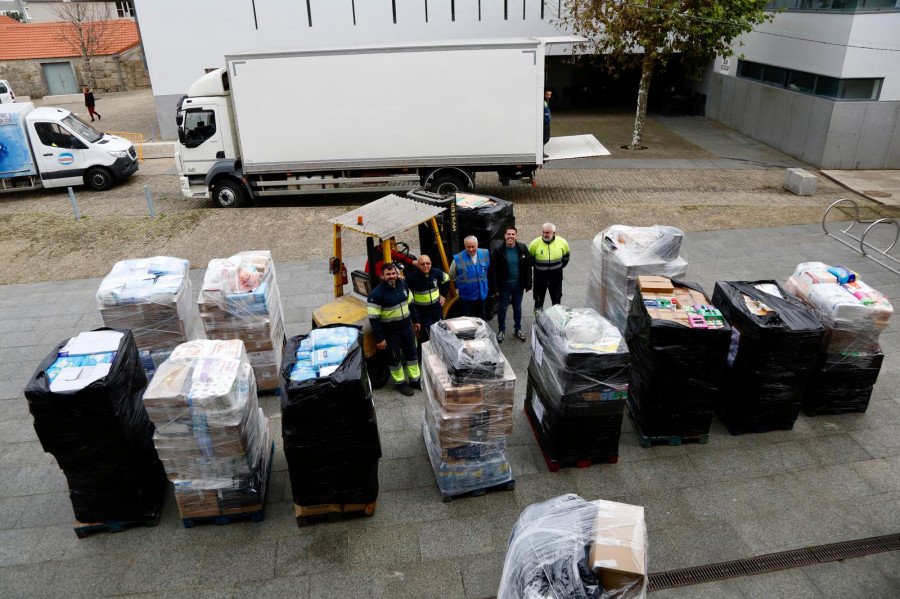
top-left (211, 179), bottom-right (248, 208)
top-left (84, 167), bottom-right (113, 191)
top-left (429, 172), bottom-right (469, 195)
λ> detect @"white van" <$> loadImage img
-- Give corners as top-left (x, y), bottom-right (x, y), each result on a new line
top-left (0, 80), bottom-right (15, 103)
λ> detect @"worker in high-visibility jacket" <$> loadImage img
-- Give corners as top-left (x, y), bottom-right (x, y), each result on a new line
top-left (404, 254), bottom-right (450, 350)
top-left (367, 263), bottom-right (421, 396)
top-left (528, 222), bottom-right (570, 311)
top-left (450, 236), bottom-right (490, 320)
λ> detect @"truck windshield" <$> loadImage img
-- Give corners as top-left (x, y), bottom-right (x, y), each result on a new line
top-left (62, 114), bottom-right (103, 143)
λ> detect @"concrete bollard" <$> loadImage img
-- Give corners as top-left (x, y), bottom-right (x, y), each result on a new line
top-left (784, 168), bottom-right (818, 196)
top-left (67, 187), bottom-right (81, 220)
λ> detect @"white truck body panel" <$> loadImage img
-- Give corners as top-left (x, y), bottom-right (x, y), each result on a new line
top-left (226, 39), bottom-right (546, 174)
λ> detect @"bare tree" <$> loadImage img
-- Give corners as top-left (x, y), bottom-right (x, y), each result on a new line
top-left (52, 1), bottom-right (112, 90)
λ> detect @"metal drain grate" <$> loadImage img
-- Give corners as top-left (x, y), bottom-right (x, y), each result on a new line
top-left (649, 533), bottom-right (900, 591)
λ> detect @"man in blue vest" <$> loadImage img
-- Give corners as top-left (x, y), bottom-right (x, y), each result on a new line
top-left (404, 254), bottom-right (450, 350)
top-left (367, 263), bottom-right (421, 396)
top-left (450, 236), bottom-right (490, 320)
top-left (529, 222), bottom-right (570, 312)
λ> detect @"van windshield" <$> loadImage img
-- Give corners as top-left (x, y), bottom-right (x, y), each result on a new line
top-left (62, 114), bottom-right (103, 143)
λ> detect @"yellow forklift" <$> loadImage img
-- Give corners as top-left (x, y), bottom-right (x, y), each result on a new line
top-left (312, 194), bottom-right (459, 388)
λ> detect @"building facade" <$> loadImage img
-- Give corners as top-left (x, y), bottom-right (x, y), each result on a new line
top-left (13, 0), bottom-right (135, 23)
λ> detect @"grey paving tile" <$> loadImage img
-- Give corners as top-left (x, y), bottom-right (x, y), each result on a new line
top-left (196, 539), bottom-right (277, 585)
top-left (735, 568), bottom-right (821, 599)
top-left (461, 550), bottom-right (505, 599)
top-left (851, 454), bottom-right (900, 493)
top-left (0, 561), bottom-right (66, 599)
top-left (370, 487), bottom-right (452, 526)
top-left (736, 510), bottom-right (820, 555)
top-left (9, 464), bottom-right (68, 496)
top-left (849, 423), bottom-right (900, 459)
top-left (349, 523), bottom-right (421, 569)
top-left (651, 578), bottom-right (746, 599)
top-left (234, 576), bottom-right (307, 599)
top-left (802, 553), bottom-right (900, 598)
top-left (666, 518), bottom-right (754, 569)
top-left (0, 496), bottom-right (24, 530)
top-left (801, 433), bottom-right (875, 466)
top-left (629, 455), bottom-right (705, 492)
top-left (420, 517), bottom-right (496, 561)
top-left (275, 530), bottom-right (348, 578)
top-left (49, 554), bottom-right (130, 598)
top-left (114, 546), bottom-right (208, 594)
top-left (309, 570), bottom-right (386, 599)
top-left (376, 560), bottom-right (467, 599)
top-left (14, 492), bottom-right (74, 528)
top-left (0, 527), bottom-right (41, 567)
top-left (792, 463), bottom-right (881, 505)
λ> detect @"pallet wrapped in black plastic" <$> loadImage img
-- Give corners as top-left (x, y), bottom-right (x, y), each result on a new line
top-left (280, 326), bottom-right (381, 506)
top-left (24, 328), bottom-right (166, 524)
top-left (712, 281), bottom-right (825, 433)
top-left (456, 192), bottom-right (515, 251)
top-left (430, 317), bottom-right (505, 384)
top-left (625, 282), bottom-right (732, 439)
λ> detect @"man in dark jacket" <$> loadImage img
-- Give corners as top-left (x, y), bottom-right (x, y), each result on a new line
top-left (404, 254), bottom-right (450, 350)
top-left (367, 263), bottom-right (420, 396)
top-left (489, 227), bottom-right (532, 342)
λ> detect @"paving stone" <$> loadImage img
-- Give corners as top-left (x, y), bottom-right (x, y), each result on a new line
top-left (197, 539), bottom-right (277, 584)
top-left (349, 524), bottom-right (421, 569)
top-left (802, 553), bottom-right (900, 597)
top-left (234, 576), bottom-right (307, 599)
top-left (376, 560), bottom-right (467, 599)
top-left (735, 568), bottom-right (821, 599)
top-left (419, 517), bottom-right (496, 561)
top-left (461, 550), bottom-right (506, 599)
top-left (275, 530), bottom-right (348, 578)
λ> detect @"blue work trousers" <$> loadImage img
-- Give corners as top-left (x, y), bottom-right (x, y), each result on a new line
top-left (497, 283), bottom-right (524, 333)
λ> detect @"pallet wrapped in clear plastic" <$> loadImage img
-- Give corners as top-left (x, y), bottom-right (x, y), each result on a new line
top-left (429, 317), bottom-right (505, 384)
top-left (422, 421), bottom-right (513, 497)
top-left (143, 339), bottom-right (272, 520)
top-left (24, 328), bottom-right (167, 525)
top-left (280, 326), bottom-right (381, 507)
top-left (712, 281), bottom-right (825, 433)
top-left (785, 262), bottom-right (892, 414)
top-left (625, 278), bottom-right (732, 439)
top-left (96, 256), bottom-right (202, 378)
top-left (586, 225), bottom-right (688, 331)
top-left (498, 494), bottom-right (648, 599)
top-left (526, 306), bottom-right (629, 466)
top-left (198, 250), bottom-right (285, 391)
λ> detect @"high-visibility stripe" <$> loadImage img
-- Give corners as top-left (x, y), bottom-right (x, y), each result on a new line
top-left (412, 288), bottom-right (441, 305)
top-left (367, 300), bottom-right (411, 322)
top-left (406, 362), bottom-right (420, 381)
top-left (390, 365), bottom-right (406, 383)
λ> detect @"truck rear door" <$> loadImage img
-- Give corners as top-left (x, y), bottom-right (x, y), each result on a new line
top-left (30, 121), bottom-right (87, 188)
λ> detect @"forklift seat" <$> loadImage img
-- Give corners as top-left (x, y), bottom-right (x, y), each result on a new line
top-left (351, 269), bottom-right (373, 297)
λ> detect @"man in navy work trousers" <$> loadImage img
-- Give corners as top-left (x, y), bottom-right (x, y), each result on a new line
top-left (450, 236), bottom-right (490, 320)
top-left (489, 226), bottom-right (532, 343)
top-left (529, 222), bottom-right (570, 312)
top-left (367, 263), bottom-right (421, 396)
top-left (404, 254), bottom-right (450, 350)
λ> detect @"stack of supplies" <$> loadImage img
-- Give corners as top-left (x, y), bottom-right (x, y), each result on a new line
top-left (281, 326), bottom-right (382, 518)
top-left (587, 225), bottom-right (688, 331)
top-left (712, 281), bottom-right (825, 433)
top-left (497, 494), bottom-right (648, 599)
top-left (526, 306), bottom-right (629, 466)
top-left (422, 317), bottom-right (515, 498)
top-left (625, 277), bottom-right (732, 440)
top-left (24, 329), bottom-right (167, 524)
top-left (96, 256), bottom-right (201, 378)
top-left (455, 192), bottom-right (515, 250)
top-left (143, 339), bottom-right (271, 521)
top-left (198, 250), bottom-right (285, 391)
top-left (785, 262), bottom-right (892, 414)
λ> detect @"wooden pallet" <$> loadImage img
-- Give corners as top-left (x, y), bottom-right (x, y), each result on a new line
top-left (441, 479), bottom-right (516, 503)
top-left (628, 412), bottom-right (710, 448)
top-left (294, 502), bottom-right (377, 527)
top-left (74, 500), bottom-right (163, 539)
top-left (524, 406), bottom-right (618, 473)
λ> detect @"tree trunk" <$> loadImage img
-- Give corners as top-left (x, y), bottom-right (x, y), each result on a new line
top-left (84, 56), bottom-right (95, 90)
top-left (630, 57), bottom-right (654, 149)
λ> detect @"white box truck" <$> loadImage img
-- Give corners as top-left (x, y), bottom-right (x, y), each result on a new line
top-left (175, 38), bottom-right (608, 208)
top-left (0, 102), bottom-right (139, 193)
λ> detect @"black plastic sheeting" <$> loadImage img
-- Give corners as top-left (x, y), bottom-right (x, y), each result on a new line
top-left (712, 281), bottom-right (825, 433)
top-left (625, 282), bottom-right (732, 438)
top-left (24, 328), bottom-right (166, 523)
top-left (804, 350), bottom-right (884, 415)
top-left (280, 326), bottom-right (381, 506)
top-left (457, 193), bottom-right (515, 251)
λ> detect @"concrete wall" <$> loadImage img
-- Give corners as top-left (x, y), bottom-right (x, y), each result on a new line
top-left (707, 73), bottom-right (900, 168)
top-left (0, 44), bottom-right (150, 97)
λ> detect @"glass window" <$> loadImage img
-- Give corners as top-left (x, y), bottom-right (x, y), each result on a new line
top-left (788, 71), bottom-right (816, 94)
top-left (0, 84), bottom-right (7, 94)
top-left (815, 76), bottom-right (840, 98)
top-left (62, 114), bottom-right (102, 143)
top-left (34, 123), bottom-right (81, 149)
top-left (762, 66), bottom-right (788, 86)
top-left (739, 61), bottom-right (764, 81)
top-left (839, 79), bottom-right (881, 100)
top-left (116, 1), bottom-right (135, 18)
top-left (183, 110), bottom-right (217, 147)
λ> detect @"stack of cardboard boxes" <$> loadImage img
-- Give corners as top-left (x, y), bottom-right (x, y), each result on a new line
top-left (785, 262), bottom-right (893, 414)
top-left (198, 251), bottom-right (285, 392)
top-left (625, 276), bottom-right (732, 440)
top-left (143, 339), bottom-right (272, 521)
top-left (423, 317), bottom-right (516, 498)
top-left (96, 256), bottom-right (201, 378)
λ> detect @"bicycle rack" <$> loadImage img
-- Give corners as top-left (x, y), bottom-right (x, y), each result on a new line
top-left (822, 198), bottom-right (900, 275)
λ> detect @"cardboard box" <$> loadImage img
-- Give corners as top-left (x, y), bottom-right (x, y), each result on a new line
top-left (589, 500), bottom-right (647, 598)
top-left (423, 348), bottom-right (515, 410)
top-left (637, 275), bottom-right (674, 293)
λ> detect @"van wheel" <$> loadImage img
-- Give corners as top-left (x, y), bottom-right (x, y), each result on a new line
top-left (84, 167), bottom-right (113, 191)
top-left (429, 172), bottom-right (469, 195)
top-left (211, 179), bottom-right (248, 208)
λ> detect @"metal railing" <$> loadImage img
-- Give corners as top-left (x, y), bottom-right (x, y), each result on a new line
top-left (107, 131), bottom-right (144, 162)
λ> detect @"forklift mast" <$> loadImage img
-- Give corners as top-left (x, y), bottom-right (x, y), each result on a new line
top-left (408, 190), bottom-right (459, 267)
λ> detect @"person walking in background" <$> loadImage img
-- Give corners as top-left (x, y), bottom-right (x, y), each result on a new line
top-left (529, 222), bottom-right (570, 312)
top-left (367, 263), bottom-right (421, 396)
top-left (450, 236), bottom-right (490, 320)
top-left (84, 87), bottom-right (101, 122)
top-left (543, 89), bottom-right (552, 158)
top-left (489, 227), bottom-right (531, 343)
top-left (405, 254), bottom-right (450, 351)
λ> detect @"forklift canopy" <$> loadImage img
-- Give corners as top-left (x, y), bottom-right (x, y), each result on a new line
top-left (328, 194), bottom-right (446, 240)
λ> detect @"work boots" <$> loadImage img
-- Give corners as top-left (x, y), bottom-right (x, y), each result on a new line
top-left (397, 383), bottom-right (415, 397)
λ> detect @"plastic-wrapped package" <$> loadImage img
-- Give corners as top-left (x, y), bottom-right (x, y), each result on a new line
top-left (421, 340), bottom-right (515, 497)
top-left (526, 306), bottom-right (629, 465)
top-left (455, 192), bottom-right (515, 250)
top-left (625, 278), bottom-right (732, 439)
top-left (785, 262), bottom-right (892, 414)
top-left (198, 251), bottom-right (285, 391)
top-left (143, 339), bottom-right (272, 519)
top-left (280, 327), bottom-right (381, 507)
top-left (96, 256), bottom-right (202, 378)
top-left (24, 328), bottom-right (167, 524)
top-left (430, 317), bottom-right (505, 384)
top-left (498, 494), bottom-right (648, 599)
top-left (712, 281), bottom-right (825, 432)
top-left (586, 225), bottom-right (688, 331)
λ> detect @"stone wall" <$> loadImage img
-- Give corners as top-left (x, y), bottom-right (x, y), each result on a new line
top-left (0, 45), bottom-right (149, 98)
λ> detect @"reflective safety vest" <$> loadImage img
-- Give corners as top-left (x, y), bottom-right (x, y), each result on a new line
top-left (367, 281), bottom-right (417, 342)
top-left (529, 236), bottom-right (570, 272)
top-left (454, 249), bottom-right (489, 301)
top-left (406, 268), bottom-right (450, 308)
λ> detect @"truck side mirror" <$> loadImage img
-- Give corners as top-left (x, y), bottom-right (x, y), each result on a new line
top-left (175, 113), bottom-right (183, 126)
top-left (178, 128), bottom-right (186, 145)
